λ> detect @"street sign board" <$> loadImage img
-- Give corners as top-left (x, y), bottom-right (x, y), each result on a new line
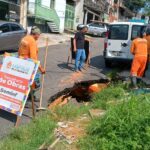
top-left (0, 54), bottom-right (39, 116)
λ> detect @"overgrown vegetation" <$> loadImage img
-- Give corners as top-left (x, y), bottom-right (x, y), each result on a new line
top-left (53, 104), bottom-right (90, 121)
top-left (0, 103), bottom-right (90, 150)
top-left (78, 88), bottom-right (150, 150)
top-left (0, 112), bottom-right (56, 150)
top-left (91, 84), bottom-right (126, 109)
top-left (1, 81), bottom-right (150, 150)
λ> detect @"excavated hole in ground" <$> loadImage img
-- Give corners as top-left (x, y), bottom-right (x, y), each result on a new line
top-left (48, 79), bottom-right (110, 108)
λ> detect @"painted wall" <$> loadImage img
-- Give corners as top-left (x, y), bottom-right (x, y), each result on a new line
top-left (28, 0), bottom-right (35, 15)
top-left (54, 0), bottom-right (66, 33)
top-left (74, 0), bottom-right (84, 30)
top-left (41, 0), bottom-right (51, 7)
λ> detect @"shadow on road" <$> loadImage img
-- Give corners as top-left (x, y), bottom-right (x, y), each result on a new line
top-left (0, 110), bottom-right (16, 123)
top-left (90, 55), bottom-right (131, 75)
top-left (57, 61), bottom-right (74, 71)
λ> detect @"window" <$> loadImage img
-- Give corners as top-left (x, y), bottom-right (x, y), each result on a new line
top-left (0, 24), bottom-right (10, 33)
top-left (109, 25), bottom-right (129, 40)
top-left (89, 23), bottom-right (104, 28)
top-left (10, 24), bottom-right (22, 31)
top-left (131, 25), bottom-right (145, 40)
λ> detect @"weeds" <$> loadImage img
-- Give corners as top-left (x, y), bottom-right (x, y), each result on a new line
top-left (1, 82), bottom-right (150, 150)
top-left (0, 112), bottom-right (56, 150)
top-left (53, 103), bottom-right (90, 121)
top-left (79, 94), bottom-right (150, 150)
top-left (91, 84), bottom-right (126, 109)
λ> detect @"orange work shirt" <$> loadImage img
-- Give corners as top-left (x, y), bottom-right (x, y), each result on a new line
top-left (145, 35), bottom-right (150, 55)
top-left (130, 38), bottom-right (147, 57)
top-left (18, 35), bottom-right (38, 60)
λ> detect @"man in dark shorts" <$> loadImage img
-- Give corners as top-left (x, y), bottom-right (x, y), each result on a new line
top-left (73, 26), bottom-right (88, 72)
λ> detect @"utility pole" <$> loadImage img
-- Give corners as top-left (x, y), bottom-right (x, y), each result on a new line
top-left (20, 0), bottom-right (27, 29)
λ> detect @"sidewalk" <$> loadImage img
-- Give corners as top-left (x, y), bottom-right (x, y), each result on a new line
top-left (37, 33), bottom-right (74, 48)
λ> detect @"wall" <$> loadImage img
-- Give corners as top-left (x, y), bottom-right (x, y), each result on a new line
top-left (28, 0), bottom-right (35, 15)
top-left (41, 0), bottom-right (51, 7)
top-left (74, 0), bottom-right (84, 30)
top-left (54, 0), bottom-right (66, 33)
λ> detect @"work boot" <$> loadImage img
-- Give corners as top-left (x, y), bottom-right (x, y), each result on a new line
top-left (131, 76), bottom-right (138, 89)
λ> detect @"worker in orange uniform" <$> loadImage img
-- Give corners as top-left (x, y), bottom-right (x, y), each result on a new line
top-left (18, 26), bottom-right (45, 104)
top-left (145, 29), bottom-right (150, 60)
top-left (130, 32), bottom-right (147, 89)
top-left (19, 26), bottom-right (45, 74)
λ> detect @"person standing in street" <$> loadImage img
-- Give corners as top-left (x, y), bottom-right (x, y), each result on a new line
top-left (130, 32), bottom-right (147, 89)
top-left (18, 26), bottom-right (45, 104)
top-left (18, 26), bottom-right (45, 74)
top-left (144, 29), bottom-right (150, 62)
top-left (73, 26), bottom-right (88, 72)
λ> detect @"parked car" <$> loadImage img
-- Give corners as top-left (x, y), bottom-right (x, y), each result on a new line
top-left (87, 22), bottom-right (107, 37)
top-left (103, 21), bottom-right (145, 67)
top-left (77, 24), bottom-right (85, 31)
top-left (0, 21), bottom-right (26, 51)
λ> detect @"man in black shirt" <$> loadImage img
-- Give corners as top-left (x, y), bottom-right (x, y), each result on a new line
top-left (73, 26), bottom-right (88, 72)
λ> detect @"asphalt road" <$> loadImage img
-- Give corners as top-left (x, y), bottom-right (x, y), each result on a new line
top-left (0, 37), bottom-right (126, 139)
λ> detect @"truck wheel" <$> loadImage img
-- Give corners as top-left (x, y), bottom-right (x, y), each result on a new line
top-left (105, 60), bottom-right (111, 68)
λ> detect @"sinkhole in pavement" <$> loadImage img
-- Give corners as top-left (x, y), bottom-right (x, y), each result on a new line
top-left (48, 79), bottom-right (109, 109)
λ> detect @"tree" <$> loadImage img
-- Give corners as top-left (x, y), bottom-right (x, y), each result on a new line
top-left (123, 0), bottom-right (146, 13)
top-left (144, 0), bottom-right (150, 15)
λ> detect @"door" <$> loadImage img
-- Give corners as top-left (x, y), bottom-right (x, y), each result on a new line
top-left (65, 4), bottom-right (75, 30)
top-left (9, 23), bottom-right (25, 50)
top-left (0, 23), bottom-right (12, 51)
top-left (107, 24), bottom-right (130, 58)
top-left (128, 25), bottom-right (145, 59)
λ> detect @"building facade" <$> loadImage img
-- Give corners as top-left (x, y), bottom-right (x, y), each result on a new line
top-left (0, 0), bottom-right (20, 22)
top-left (28, 0), bottom-right (61, 33)
top-left (0, 0), bottom-right (135, 33)
top-left (106, 0), bottom-right (134, 23)
top-left (83, 0), bottom-right (105, 24)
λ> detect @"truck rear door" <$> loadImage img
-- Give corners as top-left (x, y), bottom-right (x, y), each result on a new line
top-left (107, 24), bottom-right (130, 59)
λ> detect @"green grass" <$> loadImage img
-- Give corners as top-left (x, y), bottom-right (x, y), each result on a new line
top-left (2, 82), bottom-right (150, 150)
top-left (0, 112), bottom-right (56, 150)
top-left (53, 103), bottom-right (90, 121)
top-left (78, 91), bottom-right (150, 150)
top-left (91, 84), bottom-right (126, 110)
top-left (0, 104), bottom-right (90, 150)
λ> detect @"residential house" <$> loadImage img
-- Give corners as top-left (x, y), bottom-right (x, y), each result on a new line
top-left (107, 0), bottom-right (134, 23)
top-left (65, 0), bottom-right (106, 31)
top-left (0, 0), bottom-right (20, 22)
top-left (28, 0), bottom-right (61, 33)
top-left (83, 0), bottom-right (105, 24)
top-left (118, 0), bottom-right (134, 20)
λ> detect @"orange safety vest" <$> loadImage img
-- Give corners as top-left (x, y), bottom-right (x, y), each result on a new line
top-left (18, 35), bottom-right (39, 89)
top-left (130, 38), bottom-right (147, 57)
top-left (18, 35), bottom-right (38, 60)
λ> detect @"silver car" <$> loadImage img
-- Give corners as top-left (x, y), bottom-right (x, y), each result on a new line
top-left (87, 23), bottom-right (107, 37)
top-left (0, 21), bottom-right (26, 51)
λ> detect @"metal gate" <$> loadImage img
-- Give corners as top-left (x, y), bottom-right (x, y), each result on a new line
top-left (65, 4), bottom-right (75, 30)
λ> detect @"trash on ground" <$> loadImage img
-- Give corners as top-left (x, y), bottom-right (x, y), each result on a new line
top-left (54, 114), bottom-right (90, 145)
